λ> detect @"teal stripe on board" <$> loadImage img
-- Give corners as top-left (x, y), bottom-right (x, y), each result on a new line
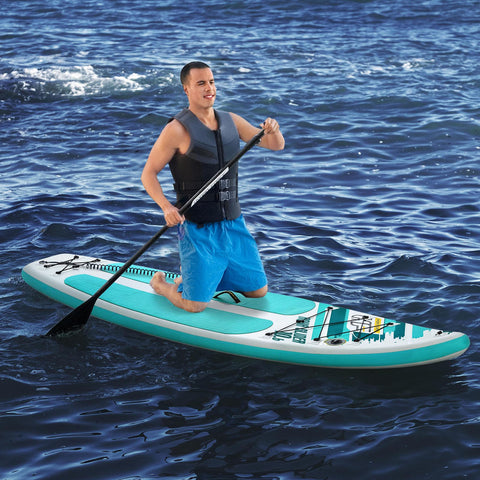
top-left (393, 322), bottom-right (406, 339)
top-left (326, 308), bottom-right (350, 339)
top-left (412, 324), bottom-right (429, 338)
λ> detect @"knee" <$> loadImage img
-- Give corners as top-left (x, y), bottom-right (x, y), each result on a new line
top-left (184, 301), bottom-right (208, 313)
top-left (243, 285), bottom-right (268, 298)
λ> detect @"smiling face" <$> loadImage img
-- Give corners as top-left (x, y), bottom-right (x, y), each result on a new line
top-left (183, 67), bottom-right (216, 110)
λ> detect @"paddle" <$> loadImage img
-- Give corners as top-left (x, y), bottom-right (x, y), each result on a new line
top-left (46, 129), bottom-right (265, 336)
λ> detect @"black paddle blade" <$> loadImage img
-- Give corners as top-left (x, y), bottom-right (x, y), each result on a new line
top-left (46, 297), bottom-right (96, 336)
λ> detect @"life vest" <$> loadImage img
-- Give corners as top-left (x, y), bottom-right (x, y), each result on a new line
top-left (169, 108), bottom-right (241, 224)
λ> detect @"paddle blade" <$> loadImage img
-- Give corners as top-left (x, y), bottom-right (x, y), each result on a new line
top-left (46, 297), bottom-right (96, 336)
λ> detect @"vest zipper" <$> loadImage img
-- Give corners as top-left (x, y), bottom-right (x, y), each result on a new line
top-left (214, 129), bottom-right (227, 219)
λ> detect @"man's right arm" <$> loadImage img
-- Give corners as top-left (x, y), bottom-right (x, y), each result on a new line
top-left (141, 121), bottom-right (186, 226)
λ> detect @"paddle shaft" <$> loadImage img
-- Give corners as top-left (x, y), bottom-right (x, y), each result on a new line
top-left (46, 129), bottom-right (265, 335)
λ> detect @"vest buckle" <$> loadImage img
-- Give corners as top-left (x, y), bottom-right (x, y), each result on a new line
top-left (219, 190), bottom-right (234, 202)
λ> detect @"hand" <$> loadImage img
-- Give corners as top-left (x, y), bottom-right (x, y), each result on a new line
top-left (162, 204), bottom-right (185, 227)
top-left (261, 117), bottom-right (280, 135)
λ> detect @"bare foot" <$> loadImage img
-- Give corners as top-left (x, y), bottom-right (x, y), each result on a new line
top-left (150, 272), bottom-right (207, 313)
top-left (150, 272), bottom-right (170, 296)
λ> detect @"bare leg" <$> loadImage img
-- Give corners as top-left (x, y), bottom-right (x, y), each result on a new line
top-left (150, 272), bottom-right (208, 313)
top-left (242, 284), bottom-right (268, 298)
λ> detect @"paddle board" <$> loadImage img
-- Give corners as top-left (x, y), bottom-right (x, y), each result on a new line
top-left (22, 254), bottom-right (470, 369)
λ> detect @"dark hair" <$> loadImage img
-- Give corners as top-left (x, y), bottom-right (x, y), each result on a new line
top-left (180, 61), bottom-right (211, 85)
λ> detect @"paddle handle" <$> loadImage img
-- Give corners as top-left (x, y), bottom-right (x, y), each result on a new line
top-left (91, 129), bottom-right (265, 301)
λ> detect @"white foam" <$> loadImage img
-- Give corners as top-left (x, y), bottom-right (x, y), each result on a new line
top-left (5, 65), bottom-right (149, 97)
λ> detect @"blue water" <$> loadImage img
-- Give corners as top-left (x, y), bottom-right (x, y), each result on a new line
top-left (1, 0), bottom-right (479, 478)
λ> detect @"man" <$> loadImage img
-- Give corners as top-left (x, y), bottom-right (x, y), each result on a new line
top-left (141, 61), bottom-right (284, 313)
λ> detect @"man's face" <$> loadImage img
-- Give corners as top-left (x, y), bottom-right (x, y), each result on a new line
top-left (184, 68), bottom-right (216, 108)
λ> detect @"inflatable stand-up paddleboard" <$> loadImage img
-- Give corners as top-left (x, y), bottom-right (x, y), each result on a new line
top-left (22, 254), bottom-right (470, 369)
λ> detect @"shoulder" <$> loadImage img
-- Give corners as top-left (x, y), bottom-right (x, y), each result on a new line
top-left (165, 117), bottom-right (188, 135)
top-left (147, 118), bottom-right (189, 163)
top-left (160, 118), bottom-right (188, 145)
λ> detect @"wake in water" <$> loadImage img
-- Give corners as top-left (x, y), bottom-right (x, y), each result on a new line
top-left (0, 65), bottom-right (174, 101)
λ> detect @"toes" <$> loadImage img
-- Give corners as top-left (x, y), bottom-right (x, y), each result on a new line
top-left (150, 271), bottom-right (166, 288)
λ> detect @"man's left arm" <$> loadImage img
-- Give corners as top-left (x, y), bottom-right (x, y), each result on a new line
top-left (230, 113), bottom-right (285, 151)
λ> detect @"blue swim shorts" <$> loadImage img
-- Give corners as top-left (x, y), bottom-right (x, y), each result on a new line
top-left (176, 215), bottom-right (267, 303)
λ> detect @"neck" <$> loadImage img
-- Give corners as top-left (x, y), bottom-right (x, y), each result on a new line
top-left (189, 106), bottom-right (217, 129)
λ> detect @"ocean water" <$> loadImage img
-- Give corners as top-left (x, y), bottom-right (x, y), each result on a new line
top-left (1, 0), bottom-right (479, 478)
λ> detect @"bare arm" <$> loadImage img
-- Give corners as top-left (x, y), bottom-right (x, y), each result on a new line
top-left (230, 113), bottom-right (285, 151)
top-left (141, 120), bottom-right (186, 226)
